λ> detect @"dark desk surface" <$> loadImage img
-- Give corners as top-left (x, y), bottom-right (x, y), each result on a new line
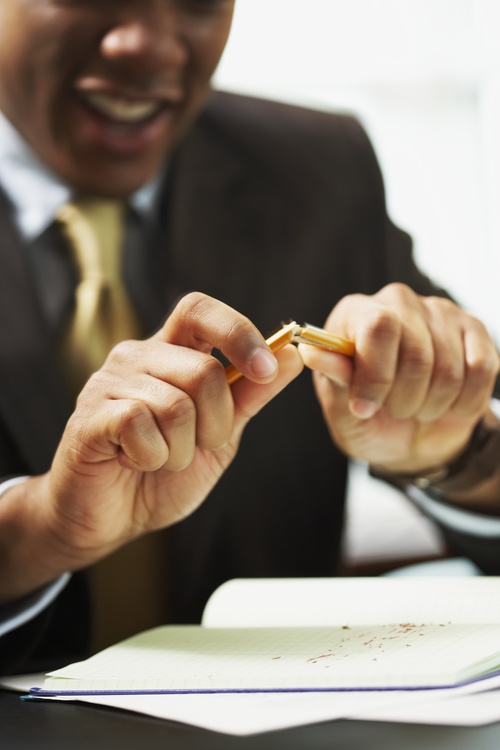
top-left (3, 689), bottom-right (500, 750)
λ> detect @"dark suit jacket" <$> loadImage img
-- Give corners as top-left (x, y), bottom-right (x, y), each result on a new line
top-left (1, 91), bottom-right (499, 674)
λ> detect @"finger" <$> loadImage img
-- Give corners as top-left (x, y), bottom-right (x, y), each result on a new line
top-left (88, 398), bottom-right (172, 472)
top-left (453, 319), bottom-right (500, 417)
top-left (101, 394), bottom-right (198, 474)
top-left (297, 344), bottom-right (354, 388)
top-left (155, 292), bottom-right (278, 383)
top-left (338, 299), bottom-right (402, 419)
top-left (351, 284), bottom-right (432, 419)
top-left (310, 369), bottom-right (353, 436)
top-left (382, 318), bottom-right (434, 420)
top-left (416, 298), bottom-right (465, 422)
top-left (99, 339), bottom-right (235, 453)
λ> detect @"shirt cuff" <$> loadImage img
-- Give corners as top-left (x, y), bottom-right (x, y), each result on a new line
top-left (406, 484), bottom-right (500, 539)
top-left (0, 573), bottom-right (71, 638)
top-left (0, 475), bottom-right (71, 638)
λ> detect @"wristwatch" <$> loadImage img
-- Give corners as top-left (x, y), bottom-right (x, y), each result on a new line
top-left (371, 418), bottom-right (500, 495)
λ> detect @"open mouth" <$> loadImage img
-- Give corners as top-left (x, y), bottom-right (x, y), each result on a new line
top-left (71, 82), bottom-right (185, 157)
top-left (79, 91), bottom-right (166, 125)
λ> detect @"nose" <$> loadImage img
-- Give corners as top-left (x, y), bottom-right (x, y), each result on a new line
top-left (100, 8), bottom-right (188, 77)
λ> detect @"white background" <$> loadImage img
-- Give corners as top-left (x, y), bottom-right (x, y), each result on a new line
top-left (214, 0), bottom-right (500, 345)
top-left (214, 0), bottom-right (500, 568)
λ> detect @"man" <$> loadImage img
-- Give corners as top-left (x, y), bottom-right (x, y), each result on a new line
top-left (0, 1), bottom-right (499, 674)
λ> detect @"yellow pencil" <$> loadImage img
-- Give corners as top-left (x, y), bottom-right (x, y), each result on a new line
top-left (226, 321), bottom-right (354, 385)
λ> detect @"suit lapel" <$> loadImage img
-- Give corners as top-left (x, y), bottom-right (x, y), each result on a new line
top-left (0, 191), bottom-right (71, 473)
top-left (164, 108), bottom-right (288, 333)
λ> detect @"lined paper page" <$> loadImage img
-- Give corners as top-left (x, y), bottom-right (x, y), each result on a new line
top-left (44, 622), bottom-right (500, 692)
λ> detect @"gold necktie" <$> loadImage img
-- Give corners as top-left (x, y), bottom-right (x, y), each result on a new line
top-left (57, 198), bottom-right (141, 394)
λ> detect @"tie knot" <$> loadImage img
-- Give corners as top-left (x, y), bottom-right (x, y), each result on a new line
top-left (57, 198), bottom-right (125, 283)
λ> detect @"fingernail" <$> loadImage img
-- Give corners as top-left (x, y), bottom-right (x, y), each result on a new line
top-left (249, 348), bottom-right (278, 379)
top-left (350, 398), bottom-right (380, 419)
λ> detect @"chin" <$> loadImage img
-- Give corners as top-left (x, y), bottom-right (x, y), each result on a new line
top-left (63, 166), bottom-right (156, 198)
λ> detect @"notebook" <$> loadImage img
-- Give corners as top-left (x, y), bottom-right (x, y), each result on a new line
top-left (31, 576), bottom-right (500, 695)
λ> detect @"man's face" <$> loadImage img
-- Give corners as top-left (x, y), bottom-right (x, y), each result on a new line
top-left (0, 0), bottom-right (235, 196)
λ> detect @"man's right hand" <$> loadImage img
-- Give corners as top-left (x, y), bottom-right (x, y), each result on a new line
top-left (0, 293), bottom-right (302, 602)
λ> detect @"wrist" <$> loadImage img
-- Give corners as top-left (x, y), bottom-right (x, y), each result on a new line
top-left (0, 474), bottom-right (73, 603)
top-left (370, 417), bottom-right (500, 495)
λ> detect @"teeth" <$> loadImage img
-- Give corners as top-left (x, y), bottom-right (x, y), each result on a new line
top-left (83, 92), bottom-right (160, 122)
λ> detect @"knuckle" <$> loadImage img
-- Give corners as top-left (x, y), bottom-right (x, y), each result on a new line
top-left (221, 316), bottom-right (253, 345)
top-left (425, 295), bottom-right (456, 314)
top-left (107, 338), bottom-right (139, 364)
top-left (467, 355), bottom-right (498, 390)
top-left (163, 390), bottom-right (196, 427)
top-left (431, 361), bottom-right (464, 391)
top-left (470, 318), bottom-right (498, 354)
top-left (78, 367), bottom-right (113, 398)
top-left (377, 282), bottom-right (415, 305)
top-left (334, 292), bottom-right (362, 313)
top-left (117, 400), bottom-right (152, 434)
top-left (176, 291), bottom-right (216, 325)
top-left (365, 309), bottom-right (401, 343)
top-left (399, 343), bottom-right (434, 377)
top-left (191, 354), bottom-right (225, 390)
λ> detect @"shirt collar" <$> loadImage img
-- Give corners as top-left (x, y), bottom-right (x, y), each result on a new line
top-left (0, 109), bottom-right (162, 241)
